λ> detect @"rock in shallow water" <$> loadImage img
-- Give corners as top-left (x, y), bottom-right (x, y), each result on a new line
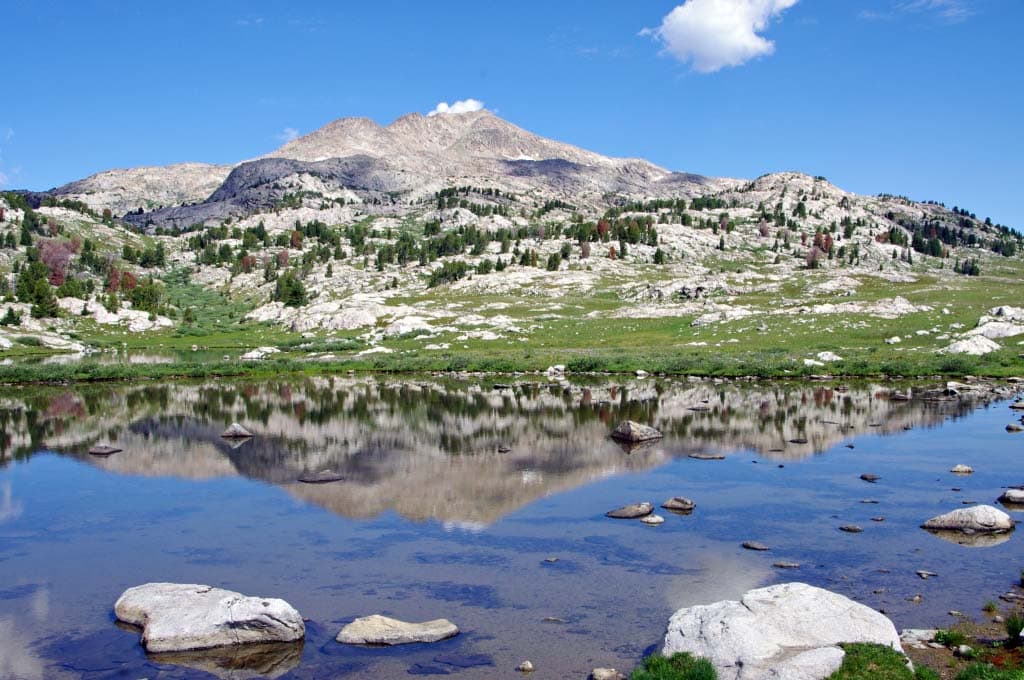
top-left (114, 583), bottom-right (305, 653)
top-left (336, 615), bottom-right (459, 645)
top-left (641, 514), bottom-right (665, 526)
top-left (88, 444), bottom-right (122, 456)
top-left (221, 423), bottom-right (253, 439)
top-left (661, 497), bottom-right (696, 513)
top-left (921, 505), bottom-right (1015, 534)
top-left (742, 541), bottom-right (770, 551)
top-left (297, 470), bottom-right (345, 484)
top-left (605, 502), bottom-right (653, 519)
top-left (999, 488), bottom-right (1024, 505)
top-left (662, 582), bottom-right (903, 680)
top-left (609, 421), bottom-right (662, 443)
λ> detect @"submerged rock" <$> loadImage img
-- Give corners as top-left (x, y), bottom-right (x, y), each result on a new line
top-left (610, 421), bottom-right (663, 443)
top-left (148, 640), bottom-right (303, 680)
top-left (221, 423), bottom-right (253, 439)
top-left (922, 505), bottom-right (1014, 534)
top-left (336, 615), bottom-right (458, 645)
top-left (605, 502), bottom-right (653, 519)
top-left (662, 582), bottom-right (902, 680)
top-left (860, 473), bottom-right (881, 483)
top-left (591, 669), bottom-right (627, 680)
top-left (114, 583), bottom-right (305, 653)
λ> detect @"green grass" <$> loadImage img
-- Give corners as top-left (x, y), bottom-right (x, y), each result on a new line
top-left (937, 629), bottom-right (972, 648)
top-left (955, 665), bottom-right (1024, 680)
top-left (631, 653), bottom-right (717, 680)
top-left (826, 644), bottom-right (938, 680)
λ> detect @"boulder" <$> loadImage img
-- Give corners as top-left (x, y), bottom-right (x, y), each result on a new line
top-left (605, 502), bottom-right (653, 519)
top-left (221, 423), bottom-right (253, 439)
top-left (999, 489), bottom-right (1024, 505)
top-left (941, 336), bottom-right (1001, 356)
top-left (336, 614), bottom-right (458, 645)
top-left (922, 505), bottom-right (1014, 534)
top-left (950, 464), bottom-right (974, 474)
top-left (662, 582), bottom-right (903, 680)
top-left (641, 514), bottom-right (665, 526)
top-left (114, 583), bottom-right (304, 653)
top-left (662, 497), bottom-right (696, 513)
top-left (610, 421), bottom-right (663, 443)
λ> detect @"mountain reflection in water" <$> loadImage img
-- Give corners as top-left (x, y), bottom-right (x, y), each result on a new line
top-left (0, 376), bottom-right (999, 525)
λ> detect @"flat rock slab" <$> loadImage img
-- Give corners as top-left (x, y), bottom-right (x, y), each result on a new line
top-left (662, 497), bottom-right (696, 513)
top-left (742, 541), bottom-right (770, 551)
top-left (297, 470), bottom-right (345, 484)
top-left (221, 423), bottom-right (254, 439)
top-left (609, 421), bottom-right (662, 443)
top-left (605, 502), bottom-right (653, 519)
top-left (114, 583), bottom-right (304, 653)
top-left (688, 453), bottom-right (725, 460)
top-left (663, 582), bottom-right (903, 680)
top-left (88, 445), bottom-right (122, 456)
top-left (839, 525), bottom-right (864, 533)
top-left (922, 505), bottom-right (1015, 534)
top-left (337, 615), bottom-right (458, 645)
top-left (860, 473), bottom-right (881, 483)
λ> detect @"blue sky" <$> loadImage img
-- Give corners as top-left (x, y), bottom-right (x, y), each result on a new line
top-left (2, 0), bottom-right (1021, 228)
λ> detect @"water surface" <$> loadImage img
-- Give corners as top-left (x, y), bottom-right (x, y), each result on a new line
top-left (0, 376), bottom-right (1021, 679)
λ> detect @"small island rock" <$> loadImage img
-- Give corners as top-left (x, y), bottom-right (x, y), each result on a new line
top-left (336, 614), bottom-right (458, 645)
top-left (610, 421), bottom-right (662, 443)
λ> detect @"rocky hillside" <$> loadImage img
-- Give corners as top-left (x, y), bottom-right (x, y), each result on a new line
top-left (0, 109), bottom-right (1020, 371)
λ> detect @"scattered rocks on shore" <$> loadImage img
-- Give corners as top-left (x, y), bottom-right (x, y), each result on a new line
top-left (114, 583), bottom-right (305, 653)
top-left (610, 421), bottom-right (662, 443)
top-left (605, 502), bottom-right (653, 519)
top-left (336, 614), bottom-right (458, 645)
top-left (662, 582), bottom-right (903, 680)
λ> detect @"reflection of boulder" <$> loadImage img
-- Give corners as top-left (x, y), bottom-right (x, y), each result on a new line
top-left (148, 641), bottom-right (303, 680)
top-left (923, 530), bottom-right (1013, 549)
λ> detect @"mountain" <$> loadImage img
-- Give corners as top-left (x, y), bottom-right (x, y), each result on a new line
top-left (37, 110), bottom-right (727, 230)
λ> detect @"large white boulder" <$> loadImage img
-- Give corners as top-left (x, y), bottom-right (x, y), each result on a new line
top-left (940, 336), bottom-right (1001, 356)
top-left (662, 582), bottom-right (902, 680)
top-left (114, 583), bottom-right (305, 653)
top-left (922, 505), bottom-right (1015, 534)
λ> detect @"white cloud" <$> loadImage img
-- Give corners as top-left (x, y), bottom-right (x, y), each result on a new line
top-left (276, 127), bottom-right (300, 143)
top-left (899, 0), bottom-right (973, 22)
top-left (427, 99), bottom-right (485, 117)
top-left (645, 0), bottom-right (799, 73)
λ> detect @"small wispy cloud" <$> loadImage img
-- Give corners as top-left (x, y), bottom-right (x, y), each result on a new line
top-left (428, 99), bottom-right (485, 117)
top-left (235, 16), bottom-right (264, 27)
top-left (276, 127), bottom-right (300, 143)
top-left (899, 0), bottom-right (974, 22)
top-left (642, 0), bottom-right (799, 74)
top-left (865, 1), bottom-right (974, 23)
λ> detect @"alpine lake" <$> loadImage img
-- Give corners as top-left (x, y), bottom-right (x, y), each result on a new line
top-left (1, 374), bottom-right (1022, 679)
